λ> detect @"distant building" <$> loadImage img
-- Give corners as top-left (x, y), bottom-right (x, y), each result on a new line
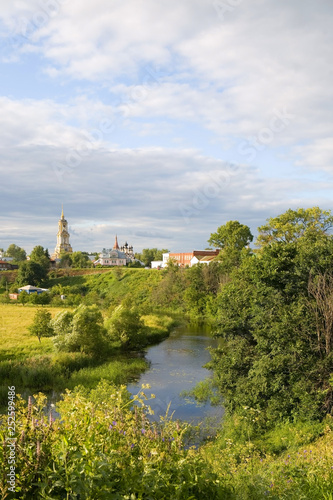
top-left (190, 255), bottom-right (216, 266)
top-left (18, 285), bottom-right (49, 294)
top-left (161, 250), bottom-right (219, 268)
top-left (51, 207), bottom-right (73, 259)
top-left (94, 235), bottom-right (135, 267)
top-left (151, 260), bottom-right (163, 269)
top-left (0, 260), bottom-right (18, 270)
top-left (0, 251), bottom-right (14, 263)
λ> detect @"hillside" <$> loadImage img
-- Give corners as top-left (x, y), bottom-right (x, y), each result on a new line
top-left (46, 268), bottom-right (164, 307)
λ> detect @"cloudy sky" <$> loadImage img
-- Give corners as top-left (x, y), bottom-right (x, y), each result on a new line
top-left (0, 0), bottom-right (332, 254)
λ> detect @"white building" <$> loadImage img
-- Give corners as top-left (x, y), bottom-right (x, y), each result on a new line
top-left (94, 248), bottom-right (127, 267)
top-left (190, 255), bottom-right (216, 266)
top-left (151, 260), bottom-right (163, 269)
top-left (94, 236), bottom-right (136, 267)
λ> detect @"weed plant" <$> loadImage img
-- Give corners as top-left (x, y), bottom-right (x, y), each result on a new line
top-left (0, 381), bottom-right (230, 499)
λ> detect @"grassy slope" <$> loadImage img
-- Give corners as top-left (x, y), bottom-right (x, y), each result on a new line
top-left (46, 268), bottom-right (164, 305)
top-left (201, 421), bottom-right (333, 499)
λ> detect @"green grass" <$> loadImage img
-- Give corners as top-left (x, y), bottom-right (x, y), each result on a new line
top-left (0, 304), bottom-right (177, 410)
top-left (46, 267), bottom-right (164, 307)
top-left (65, 357), bottom-right (148, 390)
top-left (201, 415), bottom-right (333, 499)
top-left (0, 303), bottom-right (65, 361)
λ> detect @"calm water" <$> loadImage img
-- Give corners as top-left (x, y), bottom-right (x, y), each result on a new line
top-left (127, 323), bottom-right (224, 424)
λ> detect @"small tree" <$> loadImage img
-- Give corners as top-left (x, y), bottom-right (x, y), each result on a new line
top-left (18, 291), bottom-right (29, 306)
top-left (106, 305), bottom-right (146, 349)
top-left (52, 305), bottom-right (110, 357)
top-left (28, 309), bottom-right (54, 343)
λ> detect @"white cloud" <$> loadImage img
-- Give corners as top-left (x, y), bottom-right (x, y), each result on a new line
top-left (0, 1), bottom-right (332, 252)
top-left (1, 142), bottom-right (331, 253)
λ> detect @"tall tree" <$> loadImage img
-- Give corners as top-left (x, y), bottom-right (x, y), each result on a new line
top-left (70, 251), bottom-right (93, 268)
top-left (17, 261), bottom-right (47, 286)
top-left (29, 245), bottom-right (50, 271)
top-left (209, 211), bottom-right (333, 423)
top-left (256, 207), bottom-right (333, 248)
top-left (5, 244), bottom-right (26, 262)
top-left (135, 248), bottom-right (169, 267)
top-left (208, 221), bottom-right (253, 271)
top-left (208, 221), bottom-right (253, 251)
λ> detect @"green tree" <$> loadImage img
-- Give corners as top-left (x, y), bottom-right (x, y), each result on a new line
top-left (5, 244), bottom-right (26, 262)
top-left (28, 309), bottom-right (54, 343)
top-left (59, 252), bottom-right (72, 268)
top-left (17, 290), bottom-right (29, 306)
top-left (16, 261), bottom-right (47, 286)
top-left (0, 276), bottom-right (8, 288)
top-left (106, 305), bottom-right (146, 349)
top-left (135, 248), bottom-right (169, 267)
top-left (208, 221), bottom-right (253, 271)
top-left (209, 217), bottom-right (333, 423)
top-left (70, 251), bottom-right (93, 268)
top-left (29, 246), bottom-right (50, 271)
top-left (52, 305), bottom-right (110, 358)
top-left (256, 206), bottom-right (333, 248)
top-left (29, 291), bottom-right (51, 305)
top-left (208, 221), bottom-right (253, 250)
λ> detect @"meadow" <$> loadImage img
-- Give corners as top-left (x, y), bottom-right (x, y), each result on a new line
top-left (0, 304), bottom-right (64, 361)
top-left (0, 302), bottom-right (176, 409)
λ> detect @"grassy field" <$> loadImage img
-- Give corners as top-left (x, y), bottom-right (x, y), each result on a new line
top-left (0, 303), bottom-right (176, 408)
top-left (0, 303), bottom-right (65, 361)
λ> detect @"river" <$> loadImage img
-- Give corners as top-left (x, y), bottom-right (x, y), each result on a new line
top-left (127, 323), bottom-right (224, 425)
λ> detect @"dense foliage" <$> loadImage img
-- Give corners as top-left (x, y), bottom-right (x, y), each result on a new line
top-left (208, 208), bottom-right (333, 424)
top-left (16, 261), bottom-right (48, 287)
top-left (0, 382), bottom-right (230, 499)
top-left (4, 244), bottom-right (26, 262)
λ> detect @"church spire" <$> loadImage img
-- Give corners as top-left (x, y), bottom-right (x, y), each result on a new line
top-left (61, 205), bottom-right (64, 219)
top-left (113, 235), bottom-right (119, 250)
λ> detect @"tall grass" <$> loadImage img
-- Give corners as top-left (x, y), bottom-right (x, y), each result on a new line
top-left (201, 414), bottom-right (333, 499)
top-left (66, 357), bottom-right (148, 390)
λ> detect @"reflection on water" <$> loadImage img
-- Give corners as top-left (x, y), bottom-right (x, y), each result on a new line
top-left (127, 323), bottom-right (224, 424)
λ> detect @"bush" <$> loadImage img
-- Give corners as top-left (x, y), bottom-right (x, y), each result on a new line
top-left (52, 305), bottom-right (110, 358)
top-left (0, 382), bottom-right (230, 499)
top-left (106, 305), bottom-right (147, 349)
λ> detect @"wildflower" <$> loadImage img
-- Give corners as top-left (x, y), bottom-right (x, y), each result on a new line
top-left (112, 421), bottom-right (117, 426)
top-left (131, 444), bottom-right (135, 448)
top-left (141, 429), bottom-right (145, 434)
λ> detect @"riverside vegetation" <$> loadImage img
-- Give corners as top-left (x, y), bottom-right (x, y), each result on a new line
top-left (1, 207), bottom-right (333, 498)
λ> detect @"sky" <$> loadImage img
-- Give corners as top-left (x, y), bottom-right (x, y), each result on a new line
top-left (0, 0), bottom-right (332, 254)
